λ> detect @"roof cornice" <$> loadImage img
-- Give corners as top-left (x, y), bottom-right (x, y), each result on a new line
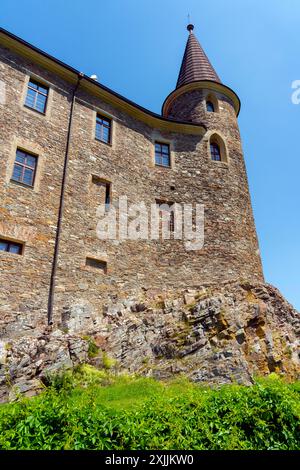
top-left (0, 27), bottom-right (207, 136)
top-left (162, 80), bottom-right (241, 117)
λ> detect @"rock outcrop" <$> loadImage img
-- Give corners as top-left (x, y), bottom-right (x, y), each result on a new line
top-left (0, 282), bottom-right (299, 401)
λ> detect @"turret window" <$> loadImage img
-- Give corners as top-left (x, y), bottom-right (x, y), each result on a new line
top-left (209, 133), bottom-right (228, 163)
top-left (206, 101), bottom-right (215, 112)
top-left (155, 142), bottom-right (170, 167)
top-left (206, 94), bottom-right (219, 113)
top-left (210, 143), bottom-right (221, 161)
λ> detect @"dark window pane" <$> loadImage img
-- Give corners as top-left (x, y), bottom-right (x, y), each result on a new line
top-left (12, 165), bottom-right (23, 181)
top-left (102, 127), bottom-right (109, 142)
top-left (28, 81), bottom-right (38, 90)
top-left (16, 151), bottom-right (26, 163)
top-left (211, 143), bottom-right (221, 161)
top-left (163, 156), bottom-right (170, 166)
top-left (95, 115), bottom-right (111, 143)
top-left (37, 85), bottom-right (48, 94)
top-left (23, 168), bottom-right (34, 185)
top-left (207, 101), bottom-right (215, 112)
top-left (0, 241), bottom-right (8, 251)
top-left (9, 243), bottom-right (21, 254)
top-left (25, 155), bottom-right (36, 168)
top-left (155, 142), bottom-right (170, 167)
top-left (0, 239), bottom-right (22, 255)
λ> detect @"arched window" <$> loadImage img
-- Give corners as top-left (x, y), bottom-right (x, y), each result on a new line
top-left (210, 142), bottom-right (221, 161)
top-left (206, 101), bottom-right (215, 113)
top-left (209, 134), bottom-right (228, 163)
top-left (206, 94), bottom-right (219, 113)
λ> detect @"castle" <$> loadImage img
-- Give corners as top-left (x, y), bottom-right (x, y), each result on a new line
top-left (0, 25), bottom-right (264, 332)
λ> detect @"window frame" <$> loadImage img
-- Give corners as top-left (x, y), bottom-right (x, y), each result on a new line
top-left (210, 142), bottom-right (222, 162)
top-left (11, 149), bottom-right (38, 188)
top-left (206, 101), bottom-right (215, 113)
top-left (95, 114), bottom-right (112, 145)
top-left (155, 142), bottom-right (171, 168)
top-left (156, 199), bottom-right (176, 234)
top-left (208, 132), bottom-right (228, 164)
top-left (24, 78), bottom-right (49, 114)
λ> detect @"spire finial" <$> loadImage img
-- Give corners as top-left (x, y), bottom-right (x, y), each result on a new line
top-left (187, 23), bottom-right (194, 33)
top-left (187, 14), bottom-right (194, 32)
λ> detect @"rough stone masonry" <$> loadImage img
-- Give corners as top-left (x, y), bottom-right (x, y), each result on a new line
top-left (0, 281), bottom-right (299, 401)
top-left (0, 25), bottom-right (298, 400)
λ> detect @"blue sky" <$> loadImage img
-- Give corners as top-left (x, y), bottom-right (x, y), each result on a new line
top-left (1, 0), bottom-right (299, 309)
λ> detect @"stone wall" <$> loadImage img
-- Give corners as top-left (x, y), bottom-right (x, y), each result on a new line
top-left (0, 44), bottom-right (73, 334)
top-left (0, 44), bottom-right (263, 330)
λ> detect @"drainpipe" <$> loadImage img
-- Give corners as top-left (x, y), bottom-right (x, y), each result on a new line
top-left (47, 72), bottom-right (84, 325)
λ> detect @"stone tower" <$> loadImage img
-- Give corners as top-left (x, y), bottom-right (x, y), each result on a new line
top-left (162, 24), bottom-right (264, 283)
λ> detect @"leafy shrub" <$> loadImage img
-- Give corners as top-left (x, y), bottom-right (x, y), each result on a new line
top-left (0, 369), bottom-right (299, 450)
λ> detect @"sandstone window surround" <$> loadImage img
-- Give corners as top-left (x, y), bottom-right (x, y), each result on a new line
top-left (207, 132), bottom-right (229, 164)
top-left (0, 237), bottom-right (24, 255)
top-left (210, 142), bottom-right (221, 161)
top-left (11, 148), bottom-right (38, 188)
top-left (7, 139), bottom-right (45, 193)
top-left (21, 74), bottom-right (54, 120)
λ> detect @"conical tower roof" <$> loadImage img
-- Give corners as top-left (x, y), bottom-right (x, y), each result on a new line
top-left (176, 24), bottom-right (221, 88)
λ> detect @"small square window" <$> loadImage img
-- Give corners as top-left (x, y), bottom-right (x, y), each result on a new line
top-left (25, 79), bottom-right (49, 114)
top-left (155, 142), bottom-right (171, 167)
top-left (91, 176), bottom-right (111, 211)
top-left (95, 114), bottom-right (112, 144)
top-left (11, 149), bottom-right (38, 187)
top-left (156, 200), bottom-right (175, 233)
top-left (86, 257), bottom-right (107, 273)
top-left (0, 238), bottom-right (23, 255)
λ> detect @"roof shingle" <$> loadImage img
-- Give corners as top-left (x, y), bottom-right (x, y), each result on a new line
top-left (176, 25), bottom-right (221, 88)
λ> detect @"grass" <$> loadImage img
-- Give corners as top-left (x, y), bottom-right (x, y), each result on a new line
top-left (0, 366), bottom-right (299, 450)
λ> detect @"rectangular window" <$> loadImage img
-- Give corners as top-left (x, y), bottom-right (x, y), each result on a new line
top-left (156, 200), bottom-right (175, 233)
top-left (91, 176), bottom-right (111, 211)
top-left (95, 114), bottom-right (111, 144)
top-left (25, 79), bottom-right (49, 114)
top-left (86, 257), bottom-right (107, 273)
top-left (210, 143), bottom-right (221, 162)
top-left (0, 238), bottom-right (23, 255)
top-left (11, 149), bottom-right (37, 187)
top-left (155, 142), bottom-right (171, 167)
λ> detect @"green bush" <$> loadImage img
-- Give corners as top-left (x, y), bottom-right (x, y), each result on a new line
top-left (0, 368), bottom-right (299, 450)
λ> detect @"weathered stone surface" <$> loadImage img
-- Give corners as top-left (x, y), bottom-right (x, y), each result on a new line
top-left (0, 39), bottom-right (263, 329)
top-left (0, 282), bottom-right (298, 401)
